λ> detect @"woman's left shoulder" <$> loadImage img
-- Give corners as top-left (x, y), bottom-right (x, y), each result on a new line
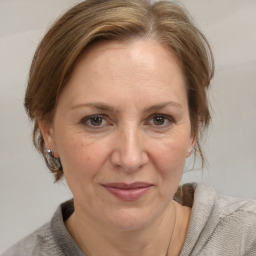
top-left (212, 190), bottom-right (256, 254)
top-left (182, 183), bottom-right (256, 255)
top-left (197, 183), bottom-right (256, 231)
top-left (194, 183), bottom-right (256, 217)
top-left (215, 190), bottom-right (256, 221)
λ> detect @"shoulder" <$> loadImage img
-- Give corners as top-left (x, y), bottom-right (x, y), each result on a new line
top-left (181, 183), bottom-right (256, 256)
top-left (211, 187), bottom-right (256, 252)
top-left (2, 200), bottom-right (82, 256)
top-left (2, 222), bottom-right (63, 256)
top-left (197, 183), bottom-right (256, 232)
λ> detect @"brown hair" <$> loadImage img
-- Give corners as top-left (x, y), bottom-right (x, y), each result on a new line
top-left (24, 0), bottom-right (214, 181)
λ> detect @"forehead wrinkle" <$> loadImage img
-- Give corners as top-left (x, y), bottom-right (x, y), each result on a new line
top-left (71, 102), bottom-right (118, 113)
top-left (71, 100), bottom-right (182, 114)
top-left (64, 40), bottom-right (187, 116)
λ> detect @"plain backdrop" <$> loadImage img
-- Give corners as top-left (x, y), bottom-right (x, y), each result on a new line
top-left (0, 0), bottom-right (256, 253)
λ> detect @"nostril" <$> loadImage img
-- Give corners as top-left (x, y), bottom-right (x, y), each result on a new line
top-left (110, 148), bottom-right (148, 172)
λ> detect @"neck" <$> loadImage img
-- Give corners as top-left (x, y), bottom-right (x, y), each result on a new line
top-left (65, 200), bottom-right (181, 256)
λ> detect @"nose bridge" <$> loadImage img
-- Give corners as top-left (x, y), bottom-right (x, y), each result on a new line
top-left (123, 122), bottom-right (140, 155)
top-left (112, 121), bottom-right (147, 171)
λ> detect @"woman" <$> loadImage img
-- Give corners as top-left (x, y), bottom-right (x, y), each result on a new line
top-left (3, 0), bottom-right (256, 255)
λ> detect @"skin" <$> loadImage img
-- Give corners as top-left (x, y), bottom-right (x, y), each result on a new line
top-left (39, 39), bottom-right (195, 256)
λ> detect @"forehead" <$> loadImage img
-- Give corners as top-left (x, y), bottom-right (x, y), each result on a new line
top-left (77, 39), bottom-right (184, 79)
top-left (60, 39), bottom-right (187, 108)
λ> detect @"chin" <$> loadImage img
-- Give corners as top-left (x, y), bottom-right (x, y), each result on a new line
top-left (104, 206), bottom-right (164, 232)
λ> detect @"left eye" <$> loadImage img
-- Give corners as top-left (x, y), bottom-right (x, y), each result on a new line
top-left (149, 114), bottom-right (173, 127)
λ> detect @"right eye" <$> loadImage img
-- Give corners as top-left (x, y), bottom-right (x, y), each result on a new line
top-left (80, 115), bottom-right (108, 128)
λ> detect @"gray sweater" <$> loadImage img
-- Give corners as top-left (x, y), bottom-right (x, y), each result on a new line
top-left (3, 183), bottom-right (256, 255)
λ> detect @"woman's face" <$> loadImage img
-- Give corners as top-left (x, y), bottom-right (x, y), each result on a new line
top-left (40, 40), bottom-right (195, 230)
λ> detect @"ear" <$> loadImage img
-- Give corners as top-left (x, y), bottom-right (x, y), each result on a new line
top-left (186, 116), bottom-right (200, 158)
top-left (186, 135), bottom-right (197, 158)
top-left (37, 118), bottom-right (59, 158)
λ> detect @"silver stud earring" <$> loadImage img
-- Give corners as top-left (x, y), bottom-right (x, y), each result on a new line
top-left (47, 149), bottom-right (55, 158)
top-left (46, 149), bottom-right (63, 171)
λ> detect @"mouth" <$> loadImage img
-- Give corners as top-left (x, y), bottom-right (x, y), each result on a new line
top-left (102, 182), bottom-right (153, 201)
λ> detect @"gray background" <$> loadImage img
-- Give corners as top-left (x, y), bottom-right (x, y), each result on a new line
top-left (0, 0), bottom-right (255, 253)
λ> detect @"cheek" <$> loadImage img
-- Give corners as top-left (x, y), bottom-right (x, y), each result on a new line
top-left (146, 137), bottom-right (188, 200)
top-left (56, 132), bottom-right (109, 179)
top-left (151, 135), bottom-right (189, 174)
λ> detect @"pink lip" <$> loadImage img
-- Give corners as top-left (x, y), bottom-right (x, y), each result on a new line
top-left (102, 182), bottom-right (152, 201)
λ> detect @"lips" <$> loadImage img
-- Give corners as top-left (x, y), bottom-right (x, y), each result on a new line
top-left (102, 182), bottom-right (152, 201)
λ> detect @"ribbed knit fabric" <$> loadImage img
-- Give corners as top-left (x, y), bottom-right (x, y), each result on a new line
top-left (179, 184), bottom-right (256, 255)
top-left (3, 183), bottom-right (256, 255)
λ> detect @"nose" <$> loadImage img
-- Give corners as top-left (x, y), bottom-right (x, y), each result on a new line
top-left (110, 124), bottom-right (148, 172)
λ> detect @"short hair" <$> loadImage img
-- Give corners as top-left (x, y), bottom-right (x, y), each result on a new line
top-left (24, 0), bottom-right (214, 181)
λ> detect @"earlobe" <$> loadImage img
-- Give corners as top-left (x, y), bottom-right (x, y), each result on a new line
top-left (37, 118), bottom-right (59, 157)
top-left (186, 136), bottom-right (196, 158)
top-left (186, 148), bottom-right (193, 158)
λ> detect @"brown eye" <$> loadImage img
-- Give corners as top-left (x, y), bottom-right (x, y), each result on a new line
top-left (149, 114), bottom-right (173, 128)
top-left (153, 115), bottom-right (165, 126)
top-left (80, 115), bottom-right (107, 128)
top-left (89, 116), bottom-right (103, 126)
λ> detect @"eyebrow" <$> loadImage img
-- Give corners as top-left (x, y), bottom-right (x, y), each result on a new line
top-left (71, 101), bottom-right (183, 112)
top-left (143, 101), bottom-right (183, 112)
top-left (71, 103), bottom-right (117, 112)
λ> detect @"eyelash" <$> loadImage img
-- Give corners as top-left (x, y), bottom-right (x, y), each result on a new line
top-left (147, 114), bottom-right (175, 128)
top-left (79, 113), bottom-right (175, 129)
top-left (79, 114), bottom-right (109, 129)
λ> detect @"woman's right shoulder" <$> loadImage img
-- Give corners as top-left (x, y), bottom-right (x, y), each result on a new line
top-left (2, 222), bottom-right (63, 256)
